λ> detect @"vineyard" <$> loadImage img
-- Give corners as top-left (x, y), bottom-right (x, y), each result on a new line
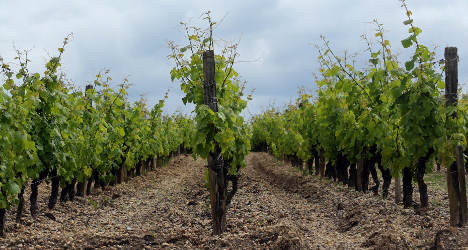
top-left (0, 1), bottom-right (467, 249)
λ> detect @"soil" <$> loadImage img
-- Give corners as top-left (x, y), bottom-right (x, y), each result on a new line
top-left (0, 152), bottom-right (466, 249)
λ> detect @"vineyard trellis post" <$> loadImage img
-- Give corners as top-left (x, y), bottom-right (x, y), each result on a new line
top-left (77, 84), bottom-right (94, 196)
top-left (445, 46), bottom-right (467, 226)
top-left (319, 151), bottom-right (325, 177)
top-left (456, 145), bottom-right (467, 224)
top-left (394, 174), bottom-right (402, 204)
top-left (203, 50), bottom-right (227, 234)
top-left (357, 158), bottom-right (364, 191)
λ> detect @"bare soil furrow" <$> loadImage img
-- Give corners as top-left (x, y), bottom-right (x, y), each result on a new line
top-left (0, 153), bottom-right (466, 249)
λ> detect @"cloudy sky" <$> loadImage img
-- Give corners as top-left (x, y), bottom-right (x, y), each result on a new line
top-left (0, 0), bottom-right (467, 116)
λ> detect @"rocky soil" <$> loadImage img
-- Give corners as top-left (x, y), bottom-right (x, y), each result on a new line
top-left (0, 152), bottom-right (466, 249)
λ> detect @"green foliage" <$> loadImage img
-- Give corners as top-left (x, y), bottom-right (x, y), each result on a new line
top-left (0, 37), bottom-right (193, 209)
top-left (250, 2), bottom-right (465, 178)
top-left (169, 13), bottom-right (251, 173)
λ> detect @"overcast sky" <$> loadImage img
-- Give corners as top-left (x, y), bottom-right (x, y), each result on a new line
top-left (0, 0), bottom-right (467, 116)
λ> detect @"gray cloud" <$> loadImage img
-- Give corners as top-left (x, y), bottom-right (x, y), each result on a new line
top-left (0, 0), bottom-right (466, 116)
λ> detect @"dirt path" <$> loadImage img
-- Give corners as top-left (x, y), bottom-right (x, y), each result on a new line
top-left (0, 153), bottom-right (466, 249)
top-left (1, 155), bottom-right (209, 248)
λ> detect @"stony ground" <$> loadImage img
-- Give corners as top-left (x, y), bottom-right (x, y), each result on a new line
top-left (0, 152), bottom-right (467, 249)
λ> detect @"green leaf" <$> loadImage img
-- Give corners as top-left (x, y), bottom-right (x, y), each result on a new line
top-left (371, 51), bottom-right (380, 59)
top-left (369, 58), bottom-right (379, 66)
top-left (437, 79), bottom-right (445, 89)
top-left (403, 19), bottom-right (413, 25)
top-left (409, 27), bottom-right (422, 36)
top-left (8, 182), bottom-right (20, 194)
top-left (391, 86), bottom-right (403, 99)
top-left (405, 60), bottom-right (415, 71)
top-left (218, 111), bottom-right (226, 122)
top-left (117, 127), bottom-right (125, 137)
top-left (401, 37), bottom-right (413, 48)
top-left (3, 79), bottom-right (14, 90)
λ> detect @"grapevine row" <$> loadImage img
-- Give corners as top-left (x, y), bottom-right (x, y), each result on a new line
top-left (0, 37), bottom-right (195, 236)
top-left (250, 2), bottom-right (467, 224)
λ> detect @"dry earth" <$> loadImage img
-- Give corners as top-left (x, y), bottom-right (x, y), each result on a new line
top-left (0, 152), bottom-right (466, 249)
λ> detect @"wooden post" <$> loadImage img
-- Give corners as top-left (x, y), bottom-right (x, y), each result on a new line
top-left (456, 145), bottom-right (467, 224)
top-left (203, 50), bottom-right (227, 235)
top-left (76, 84), bottom-right (95, 196)
top-left (118, 162), bottom-right (126, 183)
top-left (85, 84), bottom-right (94, 191)
top-left (319, 151), bottom-right (325, 177)
top-left (395, 173), bottom-right (402, 204)
top-left (445, 47), bottom-right (467, 226)
top-left (356, 152), bottom-right (365, 192)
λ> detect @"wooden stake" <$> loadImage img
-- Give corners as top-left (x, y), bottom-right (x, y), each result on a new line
top-left (203, 50), bottom-right (227, 235)
top-left (456, 145), bottom-right (467, 225)
top-left (445, 47), bottom-right (466, 226)
top-left (395, 173), bottom-right (402, 204)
